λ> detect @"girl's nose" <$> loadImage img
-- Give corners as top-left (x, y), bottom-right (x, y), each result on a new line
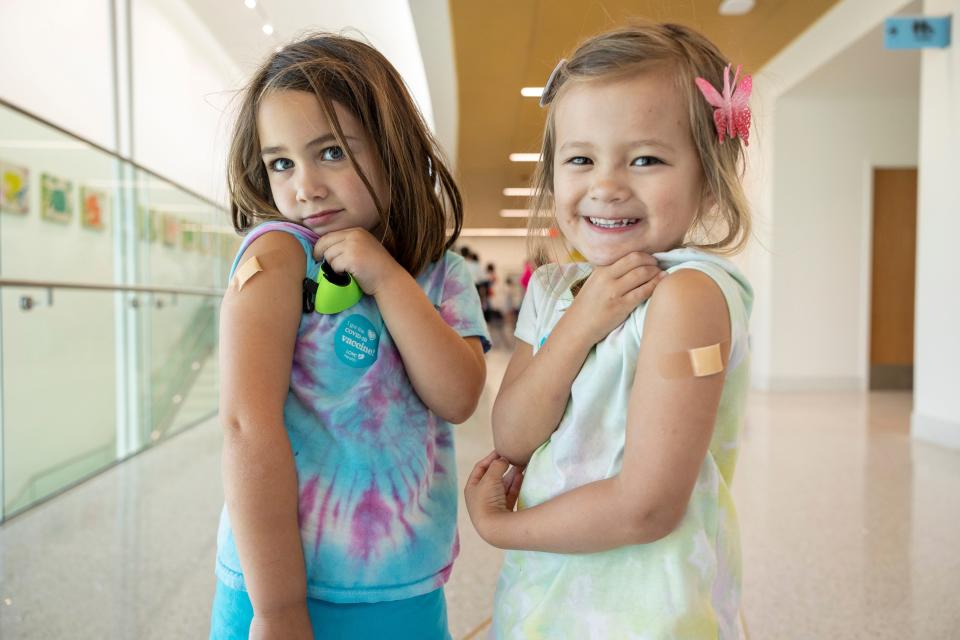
top-left (588, 170), bottom-right (629, 203)
top-left (296, 169), bottom-right (329, 203)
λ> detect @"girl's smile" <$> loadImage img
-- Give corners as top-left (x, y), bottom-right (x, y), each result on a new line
top-left (583, 216), bottom-right (643, 230)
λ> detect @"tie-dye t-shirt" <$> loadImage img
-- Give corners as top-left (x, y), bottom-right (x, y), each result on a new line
top-left (215, 221), bottom-right (490, 603)
top-left (493, 249), bottom-right (753, 639)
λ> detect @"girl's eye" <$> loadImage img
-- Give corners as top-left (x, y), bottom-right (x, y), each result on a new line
top-left (268, 158), bottom-right (294, 172)
top-left (567, 156), bottom-right (592, 166)
top-left (320, 146), bottom-right (346, 161)
top-left (631, 156), bottom-right (663, 167)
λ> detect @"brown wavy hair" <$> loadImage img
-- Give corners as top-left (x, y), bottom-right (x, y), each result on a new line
top-left (227, 32), bottom-right (462, 276)
top-left (530, 22), bottom-right (751, 264)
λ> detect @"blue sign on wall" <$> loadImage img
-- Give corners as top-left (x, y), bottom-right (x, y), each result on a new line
top-left (884, 16), bottom-right (951, 49)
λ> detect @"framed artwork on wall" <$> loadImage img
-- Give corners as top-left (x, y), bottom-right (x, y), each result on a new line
top-left (162, 214), bottom-right (179, 247)
top-left (0, 161), bottom-right (29, 215)
top-left (180, 219), bottom-right (196, 251)
top-left (137, 206), bottom-right (160, 243)
top-left (80, 186), bottom-right (108, 231)
top-left (40, 173), bottom-right (73, 224)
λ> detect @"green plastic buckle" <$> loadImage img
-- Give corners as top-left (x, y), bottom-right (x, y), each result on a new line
top-left (304, 261), bottom-right (363, 314)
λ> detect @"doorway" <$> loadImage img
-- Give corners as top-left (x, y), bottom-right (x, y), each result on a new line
top-left (869, 168), bottom-right (917, 390)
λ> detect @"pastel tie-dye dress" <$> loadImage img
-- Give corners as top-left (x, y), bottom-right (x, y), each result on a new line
top-left (215, 221), bottom-right (490, 603)
top-left (492, 249), bottom-right (753, 639)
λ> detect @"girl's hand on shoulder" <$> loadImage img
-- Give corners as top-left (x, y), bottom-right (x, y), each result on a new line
top-left (567, 251), bottom-right (666, 345)
top-left (312, 228), bottom-right (403, 295)
top-left (464, 451), bottom-right (524, 545)
top-left (249, 603), bottom-right (313, 640)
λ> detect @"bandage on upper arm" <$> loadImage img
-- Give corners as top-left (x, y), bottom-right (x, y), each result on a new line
top-left (232, 256), bottom-right (263, 291)
top-left (657, 340), bottom-right (730, 379)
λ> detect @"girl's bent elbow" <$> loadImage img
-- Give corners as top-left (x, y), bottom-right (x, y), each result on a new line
top-left (443, 395), bottom-right (479, 424)
top-left (626, 506), bottom-right (683, 544)
top-left (221, 414), bottom-right (244, 436)
top-left (490, 433), bottom-right (531, 466)
top-left (220, 413), bottom-right (277, 443)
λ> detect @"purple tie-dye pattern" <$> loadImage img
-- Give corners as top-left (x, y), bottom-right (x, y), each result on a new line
top-left (217, 236), bottom-right (490, 602)
top-left (432, 534), bottom-right (460, 587)
top-left (438, 277), bottom-right (472, 333)
top-left (349, 478), bottom-right (395, 561)
top-left (390, 480), bottom-right (416, 540)
top-left (305, 471), bottom-right (339, 554)
top-left (299, 475), bottom-right (319, 525)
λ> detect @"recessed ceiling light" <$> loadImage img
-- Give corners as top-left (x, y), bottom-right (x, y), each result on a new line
top-left (244, 0), bottom-right (256, 8)
top-left (262, 23), bottom-right (274, 35)
top-left (509, 153), bottom-right (541, 162)
top-left (503, 187), bottom-right (534, 197)
top-left (718, 0), bottom-right (754, 15)
top-left (459, 228), bottom-right (549, 237)
top-left (521, 87), bottom-right (544, 97)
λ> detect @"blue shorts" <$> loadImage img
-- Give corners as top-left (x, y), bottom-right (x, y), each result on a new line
top-left (209, 580), bottom-right (451, 640)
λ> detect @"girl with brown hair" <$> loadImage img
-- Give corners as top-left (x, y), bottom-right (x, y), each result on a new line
top-left (212, 32), bottom-right (488, 639)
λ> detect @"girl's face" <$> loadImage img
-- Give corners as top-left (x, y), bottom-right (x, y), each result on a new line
top-left (257, 90), bottom-right (387, 236)
top-left (551, 69), bottom-right (707, 265)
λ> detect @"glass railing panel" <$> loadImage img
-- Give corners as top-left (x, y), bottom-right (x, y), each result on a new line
top-left (0, 98), bottom-right (235, 520)
top-left (1, 288), bottom-right (118, 517)
top-left (132, 168), bottom-right (232, 444)
top-left (143, 293), bottom-right (221, 442)
top-left (133, 168), bottom-right (235, 290)
top-left (0, 100), bottom-right (119, 282)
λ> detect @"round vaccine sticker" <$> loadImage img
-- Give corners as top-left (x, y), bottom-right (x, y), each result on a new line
top-left (334, 314), bottom-right (380, 368)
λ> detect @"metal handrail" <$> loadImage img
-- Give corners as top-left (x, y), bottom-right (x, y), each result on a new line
top-left (0, 278), bottom-right (223, 298)
top-left (0, 96), bottom-right (225, 210)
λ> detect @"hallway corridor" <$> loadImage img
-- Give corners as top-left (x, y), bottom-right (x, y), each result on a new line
top-left (1, 346), bottom-right (958, 638)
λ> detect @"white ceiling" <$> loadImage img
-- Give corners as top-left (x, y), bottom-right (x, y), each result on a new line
top-left (181, 0), bottom-right (442, 135)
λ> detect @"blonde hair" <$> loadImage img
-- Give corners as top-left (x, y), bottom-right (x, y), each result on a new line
top-left (227, 32), bottom-right (462, 276)
top-left (529, 22), bottom-right (751, 264)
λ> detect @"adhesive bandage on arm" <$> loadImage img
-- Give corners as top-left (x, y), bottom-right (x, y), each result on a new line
top-left (657, 340), bottom-right (730, 379)
top-left (232, 256), bottom-right (263, 291)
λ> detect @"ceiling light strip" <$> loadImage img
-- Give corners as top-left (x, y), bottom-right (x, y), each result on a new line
top-left (453, 228), bottom-right (549, 237)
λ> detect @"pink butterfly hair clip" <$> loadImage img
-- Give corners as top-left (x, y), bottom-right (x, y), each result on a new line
top-left (694, 64), bottom-right (752, 146)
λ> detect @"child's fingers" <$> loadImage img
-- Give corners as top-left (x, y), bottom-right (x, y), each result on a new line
top-left (466, 451), bottom-right (500, 486)
top-left (484, 457), bottom-right (510, 483)
top-left (617, 265), bottom-right (662, 295)
top-left (626, 271), bottom-right (667, 305)
top-left (325, 247), bottom-right (350, 275)
top-left (607, 251), bottom-right (658, 278)
top-left (501, 466), bottom-right (517, 492)
top-left (504, 466), bottom-right (524, 510)
top-left (312, 231), bottom-right (348, 261)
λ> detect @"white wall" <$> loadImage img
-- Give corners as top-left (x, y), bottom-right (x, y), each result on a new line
top-left (408, 0), bottom-right (459, 164)
top-left (0, 0), bottom-right (241, 205)
top-left (913, 2), bottom-right (960, 449)
top-left (0, 0), bottom-right (116, 149)
top-left (767, 86), bottom-right (919, 390)
top-left (745, 0), bottom-right (918, 390)
top-left (132, 0), bottom-right (242, 204)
